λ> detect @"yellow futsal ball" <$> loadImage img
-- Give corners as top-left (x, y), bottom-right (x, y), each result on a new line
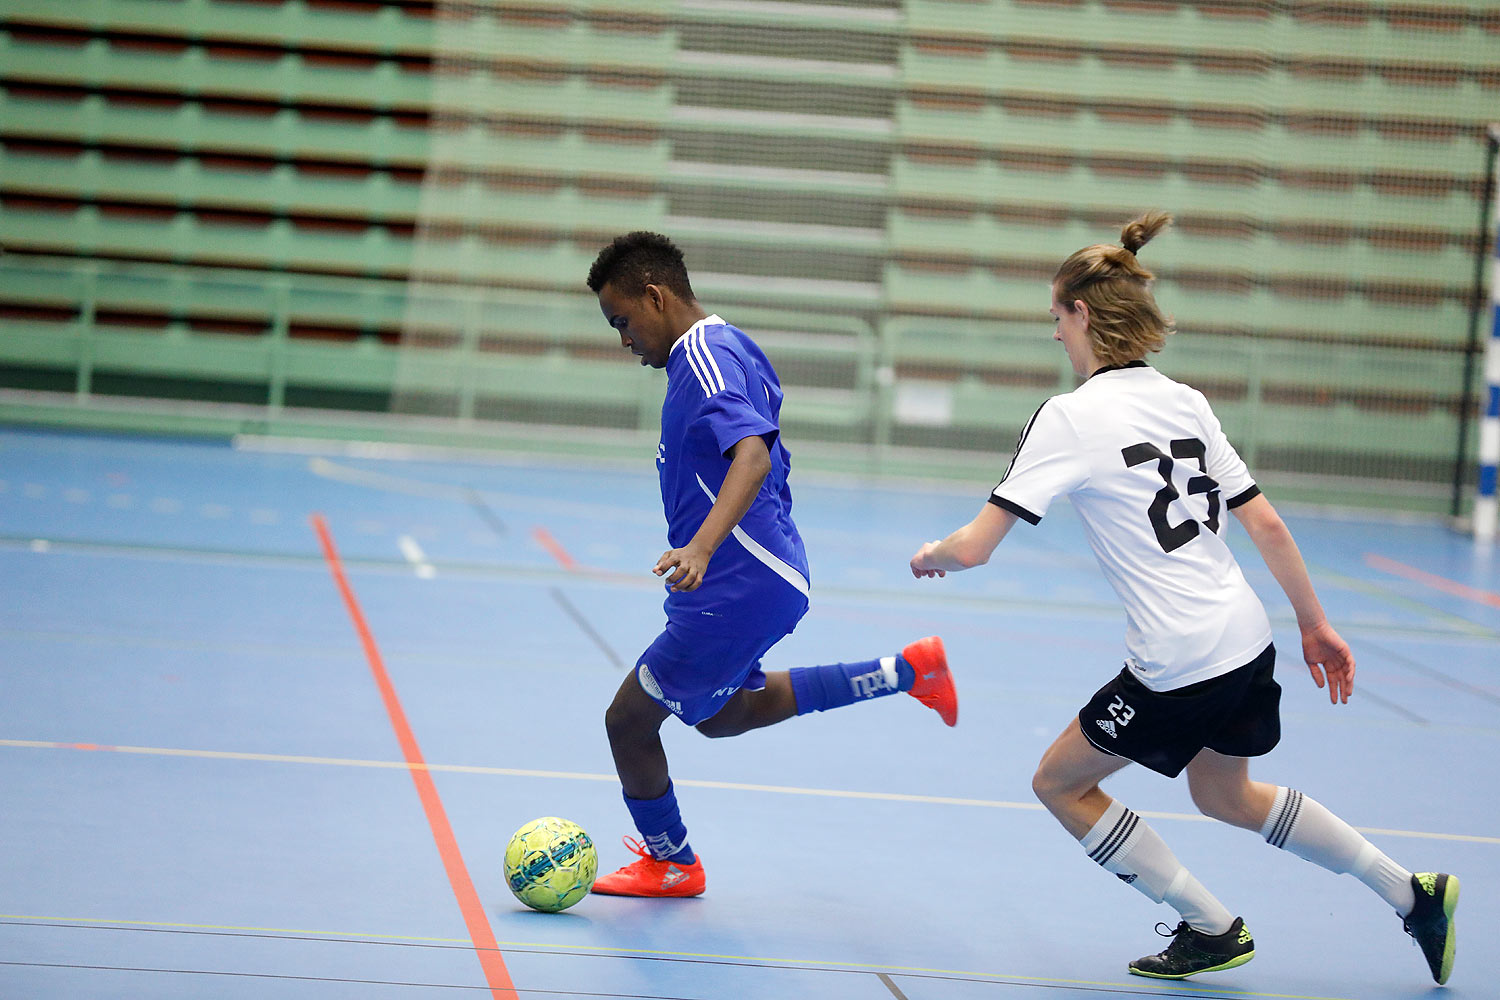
top-left (504, 816), bottom-right (597, 913)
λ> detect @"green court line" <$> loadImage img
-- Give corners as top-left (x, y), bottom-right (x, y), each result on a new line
top-left (3, 534), bottom-right (1491, 642)
top-left (0, 915), bottom-right (1362, 1000)
top-left (4, 739), bottom-right (1495, 845)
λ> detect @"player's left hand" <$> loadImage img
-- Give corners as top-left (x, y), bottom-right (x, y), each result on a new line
top-left (655, 545), bottom-right (711, 592)
top-left (1301, 620), bottom-right (1354, 705)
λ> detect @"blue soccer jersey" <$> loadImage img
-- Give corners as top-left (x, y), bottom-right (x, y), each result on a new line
top-left (656, 315), bottom-right (810, 634)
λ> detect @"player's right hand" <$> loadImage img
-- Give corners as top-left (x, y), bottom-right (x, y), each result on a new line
top-left (655, 545), bottom-right (710, 592)
top-left (910, 541), bottom-right (946, 579)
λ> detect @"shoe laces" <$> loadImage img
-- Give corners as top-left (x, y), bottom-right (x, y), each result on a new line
top-left (1154, 921), bottom-right (1190, 940)
top-left (620, 836), bottom-right (654, 863)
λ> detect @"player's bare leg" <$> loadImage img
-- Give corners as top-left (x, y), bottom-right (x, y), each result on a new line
top-left (1031, 721), bottom-right (1131, 837)
top-left (1183, 749), bottom-right (1276, 830)
top-left (693, 674), bottom-right (798, 738)
top-left (603, 670), bottom-right (673, 800)
top-left (1034, 724), bottom-right (1252, 979)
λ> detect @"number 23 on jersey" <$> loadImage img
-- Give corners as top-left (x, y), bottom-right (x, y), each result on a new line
top-left (1122, 437), bottom-right (1222, 554)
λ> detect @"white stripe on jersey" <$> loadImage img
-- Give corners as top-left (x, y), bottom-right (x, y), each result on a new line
top-left (696, 474), bottom-right (809, 596)
top-left (685, 328), bottom-right (724, 396)
top-left (693, 328), bottom-right (727, 392)
top-left (679, 336), bottom-right (713, 396)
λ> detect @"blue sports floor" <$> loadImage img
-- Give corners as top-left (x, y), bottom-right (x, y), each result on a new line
top-left (2, 426), bottom-right (1497, 999)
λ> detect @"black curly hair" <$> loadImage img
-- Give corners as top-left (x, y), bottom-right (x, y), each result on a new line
top-left (586, 231), bottom-right (696, 301)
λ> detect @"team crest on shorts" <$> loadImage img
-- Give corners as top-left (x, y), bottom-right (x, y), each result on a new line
top-left (638, 663), bottom-right (664, 699)
top-left (637, 663), bottom-right (683, 715)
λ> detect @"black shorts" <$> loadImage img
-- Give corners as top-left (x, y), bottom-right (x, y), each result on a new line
top-left (1078, 644), bottom-right (1281, 778)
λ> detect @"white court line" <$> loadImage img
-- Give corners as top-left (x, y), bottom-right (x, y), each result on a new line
top-left (307, 457), bottom-right (660, 526)
top-left (397, 535), bottom-right (436, 579)
top-left (3, 739), bottom-right (1495, 845)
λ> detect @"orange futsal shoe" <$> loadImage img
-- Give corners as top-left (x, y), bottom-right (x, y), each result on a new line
top-left (903, 635), bottom-right (957, 727)
top-left (591, 837), bottom-right (706, 898)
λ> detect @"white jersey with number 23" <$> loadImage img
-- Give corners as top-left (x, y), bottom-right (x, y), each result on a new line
top-left (989, 362), bottom-right (1272, 692)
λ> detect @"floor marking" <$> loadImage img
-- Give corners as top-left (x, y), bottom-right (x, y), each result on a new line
top-left (466, 486), bottom-right (508, 535)
top-left (1346, 685), bottom-right (1429, 726)
top-left (0, 918), bottom-right (1367, 1000)
top-left (6, 738), bottom-right (1496, 846)
top-left (877, 971), bottom-right (911, 999)
top-left (0, 960), bottom-right (517, 993)
top-left (308, 456), bottom-right (474, 502)
top-left (1362, 637), bottom-right (1500, 707)
top-left (530, 525), bottom-right (578, 570)
top-left (398, 534), bottom-right (437, 579)
top-left (0, 914), bottom-right (472, 945)
top-left (1297, 562), bottom-right (1495, 639)
top-left (1365, 552), bottom-right (1500, 611)
top-left (307, 457), bottom-right (659, 526)
top-left (311, 514), bottom-right (517, 1000)
top-left (2, 531), bottom-right (1494, 643)
top-left (549, 586), bottom-right (627, 670)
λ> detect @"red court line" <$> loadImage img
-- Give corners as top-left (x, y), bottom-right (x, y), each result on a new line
top-left (530, 524), bottom-right (578, 570)
top-left (311, 514), bottom-right (518, 1000)
top-left (1364, 552), bottom-right (1500, 610)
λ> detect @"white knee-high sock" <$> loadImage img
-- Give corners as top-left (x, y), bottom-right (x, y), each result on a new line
top-left (1261, 787), bottom-right (1415, 915)
top-left (1080, 799), bottom-right (1235, 934)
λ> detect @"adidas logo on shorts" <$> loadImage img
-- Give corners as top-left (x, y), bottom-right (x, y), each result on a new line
top-left (1096, 718), bottom-right (1119, 738)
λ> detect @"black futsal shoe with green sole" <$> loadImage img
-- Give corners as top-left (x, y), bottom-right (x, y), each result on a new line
top-left (1403, 872), bottom-right (1459, 985)
top-left (1128, 916), bottom-right (1255, 980)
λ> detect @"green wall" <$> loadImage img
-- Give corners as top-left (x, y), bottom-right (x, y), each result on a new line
top-left (1, 0), bottom-right (1495, 509)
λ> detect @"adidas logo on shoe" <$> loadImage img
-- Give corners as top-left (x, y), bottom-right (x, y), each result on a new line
top-left (1129, 916), bottom-right (1255, 980)
top-left (1096, 719), bottom-right (1118, 738)
top-left (591, 836), bottom-right (706, 898)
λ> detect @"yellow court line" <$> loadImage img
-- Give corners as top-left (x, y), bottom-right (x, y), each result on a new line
top-left (0, 913), bottom-right (1359, 1000)
top-left (0, 913), bottom-right (469, 945)
top-left (5, 738), bottom-right (1497, 845)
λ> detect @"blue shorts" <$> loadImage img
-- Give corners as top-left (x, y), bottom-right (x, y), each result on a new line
top-left (634, 621), bottom-right (792, 726)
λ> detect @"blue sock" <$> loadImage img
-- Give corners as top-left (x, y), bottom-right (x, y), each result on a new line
top-left (623, 781), bottom-right (695, 864)
top-left (789, 655), bottom-right (915, 715)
